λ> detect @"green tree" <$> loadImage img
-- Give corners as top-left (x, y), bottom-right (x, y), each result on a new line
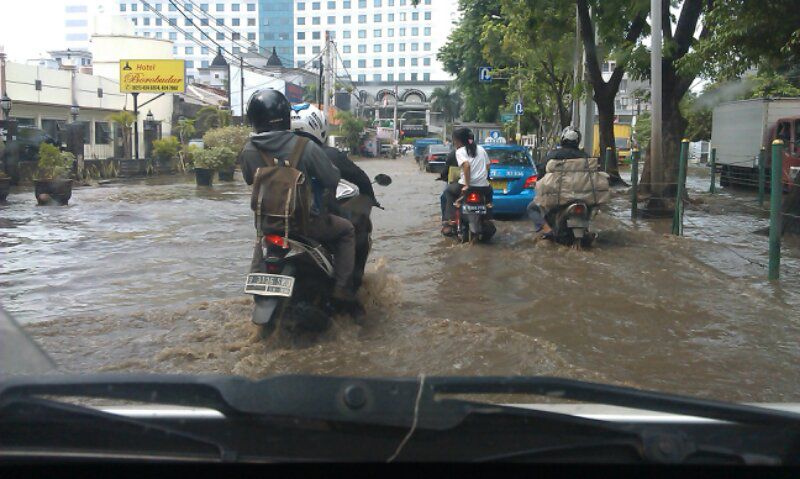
top-left (304, 83), bottom-right (318, 104)
top-left (109, 110), bottom-right (135, 161)
top-left (175, 117), bottom-right (196, 145)
top-left (430, 85), bottom-right (463, 130)
top-left (194, 106), bottom-right (231, 138)
top-left (334, 111), bottom-right (366, 153)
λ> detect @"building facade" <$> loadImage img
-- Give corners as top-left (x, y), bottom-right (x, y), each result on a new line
top-left (64, 1), bottom-right (112, 51)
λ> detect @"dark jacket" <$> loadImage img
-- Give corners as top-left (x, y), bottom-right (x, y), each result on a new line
top-left (438, 150), bottom-right (458, 182)
top-left (323, 146), bottom-right (376, 202)
top-left (239, 131), bottom-right (341, 216)
top-left (537, 145), bottom-right (589, 177)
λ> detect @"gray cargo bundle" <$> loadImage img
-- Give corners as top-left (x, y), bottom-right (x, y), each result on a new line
top-left (534, 157), bottom-right (611, 209)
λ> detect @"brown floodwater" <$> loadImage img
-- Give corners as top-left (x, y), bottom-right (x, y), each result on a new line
top-left (3, 157), bottom-right (800, 402)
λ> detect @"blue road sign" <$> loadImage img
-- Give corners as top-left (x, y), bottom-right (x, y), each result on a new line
top-left (478, 66), bottom-right (493, 83)
top-left (514, 102), bottom-right (524, 115)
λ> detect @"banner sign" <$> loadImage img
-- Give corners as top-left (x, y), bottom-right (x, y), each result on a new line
top-left (119, 59), bottom-right (186, 93)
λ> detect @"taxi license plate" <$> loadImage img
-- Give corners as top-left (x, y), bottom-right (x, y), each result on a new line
top-left (490, 179), bottom-right (507, 191)
top-left (244, 274), bottom-right (295, 297)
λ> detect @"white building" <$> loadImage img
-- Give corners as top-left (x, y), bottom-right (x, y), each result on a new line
top-left (114, 0), bottom-right (262, 83)
top-left (64, 1), bottom-right (113, 51)
top-left (293, 0), bottom-right (458, 82)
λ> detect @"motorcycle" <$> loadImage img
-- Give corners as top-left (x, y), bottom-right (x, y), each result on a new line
top-left (454, 188), bottom-right (496, 244)
top-left (544, 199), bottom-right (597, 249)
top-left (243, 174), bottom-right (392, 336)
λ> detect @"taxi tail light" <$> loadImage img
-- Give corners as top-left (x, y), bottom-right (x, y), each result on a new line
top-left (465, 192), bottom-right (483, 205)
top-left (524, 176), bottom-right (537, 188)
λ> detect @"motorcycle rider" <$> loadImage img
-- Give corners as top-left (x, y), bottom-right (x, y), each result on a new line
top-left (528, 126), bottom-right (589, 238)
top-left (239, 89), bottom-right (358, 304)
top-left (289, 102), bottom-right (377, 208)
top-left (436, 149), bottom-right (458, 222)
top-left (442, 127), bottom-right (491, 236)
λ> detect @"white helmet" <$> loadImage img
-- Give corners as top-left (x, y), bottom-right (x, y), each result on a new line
top-left (290, 103), bottom-right (327, 145)
top-left (560, 126), bottom-right (581, 146)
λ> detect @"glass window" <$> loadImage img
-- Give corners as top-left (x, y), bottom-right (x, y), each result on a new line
top-left (156, 3), bottom-right (162, 11)
top-left (202, 46), bottom-right (209, 54)
top-left (312, 1), bottom-right (320, 9)
top-left (297, 2), bottom-right (305, 10)
top-left (423, 73), bottom-right (430, 81)
top-left (399, 72), bottom-right (405, 81)
top-left (312, 16), bottom-right (320, 25)
top-left (399, 57), bottom-right (405, 66)
top-left (343, 45), bottom-right (351, 53)
top-left (358, 14), bottom-right (366, 23)
top-left (202, 60), bottom-right (209, 68)
top-left (399, 43), bottom-right (405, 52)
top-left (343, 30), bottom-right (351, 38)
top-left (388, 13), bottom-right (394, 22)
top-left (411, 57), bottom-right (418, 66)
top-left (297, 17), bottom-right (305, 24)
top-left (232, 46), bottom-right (240, 54)
top-left (186, 46), bottom-right (194, 54)
top-left (131, 18), bottom-right (137, 26)
top-left (411, 73), bottom-right (417, 81)
top-left (373, 44), bottom-right (381, 52)
top-left (297, 32), bottom-right (305, 39)
top-left (374, 29), bottom-right (381, 37)
top-left (387, 43), bottom-right (394, 52)
top-left (186, 60), bottom-right (194, 68)
top-left (388, 28), bottom-right (394, 37)
top-left (328, 16), bottom-right (335, 24)
top-left (232, 32), bottom-right (240, 40)
top-left (216, 32), bottom-right (224, 40)
top-left (247, 3), bottom-right (255, 11)
top-left (298, 46), bottom-right (306, 54)
top-left (400, 27), bottom-right (405, 36)
top-left (169, 32), bottom-right (177, 40)
top-left (216, 3), bottom-right (224, 11)
top-left (131, 3), bottom-right (138, 11)
top-left (313, 31), bottom-right (321, 39)
top-left (232, 3), bottom-right (240, 11)
top-left (249, 17), bottom-right (257, 26)
top-left (216, 18), bottom-right (224, 25)
top-left (201, 18), bottom-right (209, 25)
top-left (232, 18), bottom-right (240, 26)
top-left (388, 73), bottom-right (394, 81)
top-left (374, 14), bottom-right (381, 22)
top-left (248, 32), bottom-right (256, 40)
top-left (423, 57), bottom-right (430, 66)
top-left (400, 12), bottom-right (405, 21)
top-left (373, 74), bottom-right (381, 81)
top-left (313, 46), bottom-right (321, 53)
top-left (358, 30), bottom-right (366, 38)
top-left (358, 74), bottom-right (366, 81)
top-left (143, 17), bottom-right (150, 26)
top-left (424, 42), bottom-right (430, 51)
top-left (387, 58), bottom-right (394, 66)
top-left (155, 32), bottom-right (163, 38)
top-left (168, 18), bottom-right (177, 26)
top-left (374, 0), bottom-right (381, 5)
top-left (412, 11), bottom-right (418, 20)
top-left (411, 42), bottom-right (418, 51)
top-left (374, 59), bottom-right (381, 67)
top-left (95, 122), bottom-right (112, 145)
top-left (424, 27), bottom-right (431, 36)
top-left (343, 60), bottom-right (351, 67)
top-left (119, 3), bottom-right (125, 11)
top-left (343, 15), bottom-right (351, 23)
top-left (173, 46), bottom-right (178, 54)
top-left (343, 0), bottom-right (350, 7)
top-left (328, 1), bottom-right (335, 8)
top-left (184, 2), bottom-right (192, 11)
top-left (358, 59), bottom-right (366, 68)
top-left (425, 11), bottom-right (431, 20)
top-left (411, 27), bottom-right (418, 36)
top-left (200, 3), bottom-right (208, 11)
top-left (156, 18), bottom-right (162, 25)
top-left (358, 44), bottom-right (366, 53)
top-left (358, 0), bottom-right (366, 7)
top-left (424, 0), bottom-right (430, 3)
top-left (143, 32), bottom-right (151, 38)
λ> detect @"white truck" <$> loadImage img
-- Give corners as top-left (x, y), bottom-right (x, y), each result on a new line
top-left (711, 98), bottom-right (800, 187)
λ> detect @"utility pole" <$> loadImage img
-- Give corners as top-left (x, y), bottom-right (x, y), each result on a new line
top-left (240, 57), bottom-right (244, 125)
top-left (650, 0), bottom-right (664, 203)
top-left (517, 66), bottom-right (522, 143)
top-left (393, 84), bottom-right (398, 145)
top-left (571, 4), bottom-right (582, 129)
top-left (581, 6), bottom-right (595, 153)
top-left (323, 31), bottom-right (331, 124)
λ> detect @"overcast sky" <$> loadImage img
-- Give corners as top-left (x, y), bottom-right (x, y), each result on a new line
top-left (0, 1), bottom-right (76, 62)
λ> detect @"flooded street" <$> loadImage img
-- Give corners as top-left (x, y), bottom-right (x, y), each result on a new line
top-left (3, 156), bottom-right (800, 403)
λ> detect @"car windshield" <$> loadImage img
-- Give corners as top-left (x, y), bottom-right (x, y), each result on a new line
top-left (2, 0), bottom-right (800, 464)
top-left (485, 148), bottom-right (531, 166)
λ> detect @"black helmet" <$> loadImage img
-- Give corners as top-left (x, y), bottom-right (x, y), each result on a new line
top-left (246, 89), bottom-right (291, 133)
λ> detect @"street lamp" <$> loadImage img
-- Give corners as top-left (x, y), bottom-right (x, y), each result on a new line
top-left (70, 105), bottom-right (80, 122)
top-left (0, 94), bottom-right (11, 120)
top-left (146, 110), bottom-right (155, 123)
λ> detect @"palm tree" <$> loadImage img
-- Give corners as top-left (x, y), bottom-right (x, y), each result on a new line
top-left (194, 106), bottom-right (231, 137)
top-left (109, 110), bottom-right (135, 161)
top-left (175, 118), bottom-right (196, 145)
top-left (430, 86), bottom-right (463, 136)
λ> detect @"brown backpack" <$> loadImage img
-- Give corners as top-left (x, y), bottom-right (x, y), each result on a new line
top-left (250, 137), bottom-right (311, 239)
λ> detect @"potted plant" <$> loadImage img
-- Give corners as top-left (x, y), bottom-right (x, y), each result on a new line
top-left (0, 171), bottom-right (10, 202)
top-left (192, 146), bottom-right (229, 186)
top-left (152, 136), bottom-right (180, 174)
top-left (216, 146), bottom-right (238, 181)
top-left (34, 144), bottom-right (73, 205)
top-left (203, 126), bottom-right (249, 181)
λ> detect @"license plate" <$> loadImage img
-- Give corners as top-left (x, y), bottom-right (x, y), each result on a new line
top-left (490, 179), bottom-right (507, 191)
top-left (567, 218), bottom-right (589, 228)
top-left (462, 204), bottom-right (487, 214)
top-left (244, 274), bottom-right (295, 297)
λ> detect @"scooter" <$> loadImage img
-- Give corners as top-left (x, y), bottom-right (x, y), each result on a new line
top-left (244, 174), bottom-right (392, 336)
top-left (454, 189), bottom-right (496, 244)
top-left (544, 200), bottom-right (597, 249)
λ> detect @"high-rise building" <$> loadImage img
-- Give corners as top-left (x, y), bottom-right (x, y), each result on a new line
top-left (64, 1), bottom-right (112, 51)
top-left (293, 0), bottom-right (458, 82)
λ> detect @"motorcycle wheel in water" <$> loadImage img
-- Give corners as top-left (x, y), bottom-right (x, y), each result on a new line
top-left (544, 200), bottom-right (597, 250)
top-left (244, 174), bottom-right (392, 337)
top-left (454, 189), bottom-right (496, 244)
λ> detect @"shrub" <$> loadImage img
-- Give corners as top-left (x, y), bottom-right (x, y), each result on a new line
top-left (36, 144), bottom-right (72, 179)
top-left (193, 146), bottom-right (236, 170)
top-left (203, 126), bottom-right (250, 154)
top-left (153, 136), bottom-right (181, 162)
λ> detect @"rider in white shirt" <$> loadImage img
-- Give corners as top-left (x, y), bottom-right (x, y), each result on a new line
top-left (442, 128), bottom-right (492, 236)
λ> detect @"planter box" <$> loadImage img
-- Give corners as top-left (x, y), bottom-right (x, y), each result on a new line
top-left (195, 168), bottom-right (213, 186)
top-left (119, 159), bottom-right (148, 177)
top-left (34, 179), bottom-right (73, 206)
top-left (218, 170), bottom-right (235, 181)
top-left (153, 158), bottom-right (175, 175)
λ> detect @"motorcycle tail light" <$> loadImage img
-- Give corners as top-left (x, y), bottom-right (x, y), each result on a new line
top-left (572, 204), bottom-right (586, 215)
top-left (524, 176), bottom-right (537, 188)
top-left (465, 192), bottom-right (482, 204)
top-left (265, 234), bottom-right (289, 249)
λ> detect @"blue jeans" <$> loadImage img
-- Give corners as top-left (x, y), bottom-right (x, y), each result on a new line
top-left (527, 201), bottom-right (547, 231)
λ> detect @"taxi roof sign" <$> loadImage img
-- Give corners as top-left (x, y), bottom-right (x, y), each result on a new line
top-left (119, 59), bottom-right (186, 93)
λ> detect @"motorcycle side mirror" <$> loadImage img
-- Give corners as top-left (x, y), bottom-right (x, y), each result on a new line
top-left (374, 174), bottom-right (392, 186)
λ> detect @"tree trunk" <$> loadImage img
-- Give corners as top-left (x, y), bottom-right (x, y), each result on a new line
top-left (594, 91), bottom-right (619, 176)
top-left (661, 96), bottom-right (688, 198)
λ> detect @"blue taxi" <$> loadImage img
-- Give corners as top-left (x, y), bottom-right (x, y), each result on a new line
top-left (483, 144), bottom-right (538, 215)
